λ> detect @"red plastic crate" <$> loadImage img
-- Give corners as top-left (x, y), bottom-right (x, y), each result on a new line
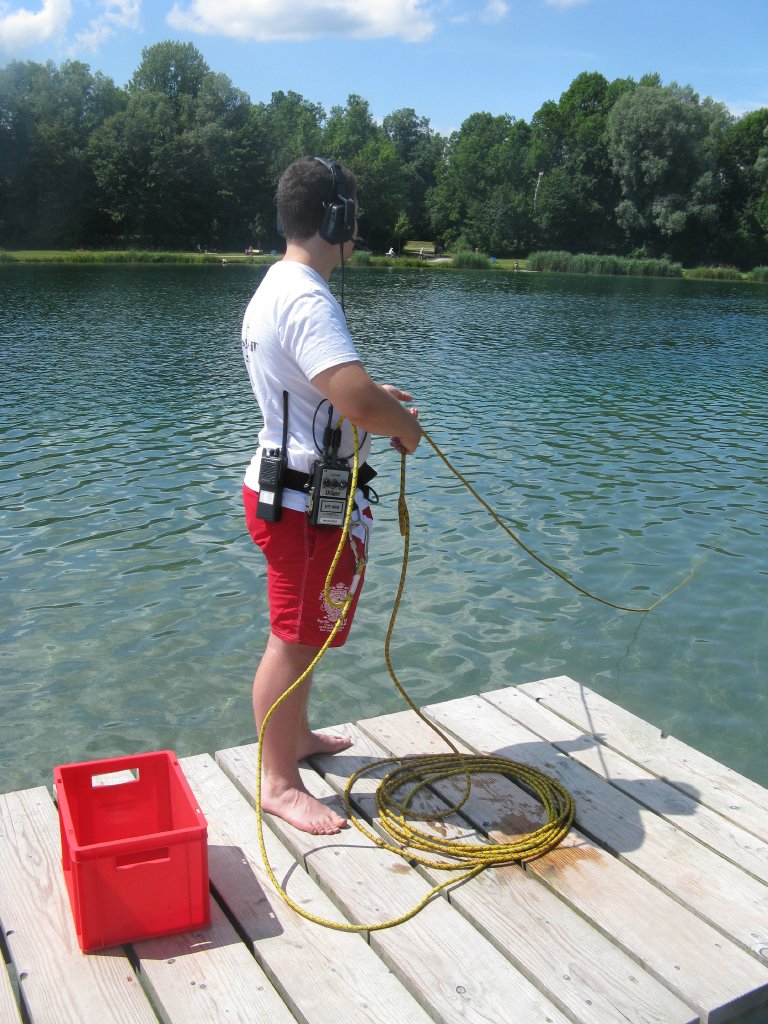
top-left (54, 751), bottom-right (210, 952)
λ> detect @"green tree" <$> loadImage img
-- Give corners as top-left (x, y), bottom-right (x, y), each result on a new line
top-left (88, 90), bottom-right (177, 245)
top-left (351, 136), bottom-right (405, 250)
top-left (530, 72), bottom-right (631, 253)
top-left (89, 42), bottom-right (253, 249)
top-left (607, 79), bottom-right (731, 261)
top-left (0, 59), bottom-right (124, 246)
top-left (128, 40), bottom-right (209, 120)
top-left (718, 108), bottom-right (768, 266)
top-left (322, 94), bottom-right (378, 162)
top-left (184, 72), bottom-right (252, 248)
top-left (241, 90), bottom-right (326, 250)
top-left (426, 112), bottom-right (532, 255)
top-left (258, 90), bottom-right (324, 181)
top-left (382, 108), bottom-right (444, 239)
top-left (392, 211), bottom-right (412, 253)
top-left (320, 95), bottom-right (407, 249)
top-left (533, 165), bottom-right (603, 250)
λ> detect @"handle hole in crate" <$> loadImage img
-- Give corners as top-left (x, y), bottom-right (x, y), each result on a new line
top-left (116, 847), bottom-right (171, 869)
top-left (91, 768), bottom-right (140, 788)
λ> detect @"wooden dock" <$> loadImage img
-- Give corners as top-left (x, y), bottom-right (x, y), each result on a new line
top-left (2, 676), bottom-right (768, 1024)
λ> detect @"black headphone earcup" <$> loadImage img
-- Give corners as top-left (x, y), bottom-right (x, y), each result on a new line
top-left (320, 200), bottom-right (343, 245)
top-left (320, 197), bottom-right (355, 245)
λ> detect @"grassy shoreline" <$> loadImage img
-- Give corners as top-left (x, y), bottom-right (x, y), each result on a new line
top-left (0, 249), bottom-right (279, 266)
top-left (2, 247), bottom-right (766, 283)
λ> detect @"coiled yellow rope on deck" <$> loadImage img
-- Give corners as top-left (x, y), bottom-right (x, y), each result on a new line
top-left (254, 423), bottom-right (578, 933)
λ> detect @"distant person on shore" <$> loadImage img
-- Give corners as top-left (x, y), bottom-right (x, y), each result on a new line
top-left (240, 156), bottom-right (422, 835)
top-left (386, 246), bottom-right (396, 257)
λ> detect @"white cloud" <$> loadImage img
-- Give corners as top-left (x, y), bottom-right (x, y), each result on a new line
top-left (166, 0), bottom-right (436, 43)
top-left (71, 0), bottom-right (140, 53)
top-left (0, 0), bottom-right (72, 52)
top-left (481, 1), bottom-right (509, 22)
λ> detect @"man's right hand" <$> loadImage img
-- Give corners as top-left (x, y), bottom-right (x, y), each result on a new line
top-left (381, 385), bottom-right (421, 454)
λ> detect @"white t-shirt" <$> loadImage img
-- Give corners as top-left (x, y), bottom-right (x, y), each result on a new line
top-left (241, 260), bottom-right (373, 513)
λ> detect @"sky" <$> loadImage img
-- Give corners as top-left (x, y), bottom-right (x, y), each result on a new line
top-left (0, 0), bottom-right (766, 136)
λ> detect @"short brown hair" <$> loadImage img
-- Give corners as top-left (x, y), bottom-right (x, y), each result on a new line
top-left (275, 156), bottom-right (356, 240)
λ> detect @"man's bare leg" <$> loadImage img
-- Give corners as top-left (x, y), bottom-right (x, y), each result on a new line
top-left (296, 675), bottom-right (353, 761)
top-left (253, 633), bottom-right (347, 834)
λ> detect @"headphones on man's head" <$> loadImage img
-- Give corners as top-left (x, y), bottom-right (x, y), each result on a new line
top-left (275, 156), bottom-right (356, 246)
top-left (314, 156), bottom-right (356, 246)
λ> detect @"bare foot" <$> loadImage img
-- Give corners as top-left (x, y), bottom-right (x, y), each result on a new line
top-left (261, 781), bottom-right (348, 835)
top-left (297, 729), bottom-right (353, 761)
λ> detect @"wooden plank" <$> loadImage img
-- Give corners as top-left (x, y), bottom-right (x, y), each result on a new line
top-left (517, 676), bottom-right (768, 840)
top-left (0, 787), bottom-right (157, 1024)
top-left (131, 898), bottom-right (296, 1024)
top-left (491, 683), bottom-right (768, 886)
top-left (313, 720), bottom-right (698, 1024)
top-left (0, 960), bottom-right (23, 1024)
top-left (477, 686), bottom-right (768, 959)
top-left (182, 753), bottom-right (434, 1024)
top-left (217, 743), bottom-right (575, 1024)
top-left (380, 695), bottom-right (768, 1023)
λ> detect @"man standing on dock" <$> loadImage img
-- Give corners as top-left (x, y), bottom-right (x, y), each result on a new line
top-left (240, 156), bottom-right (422, 835)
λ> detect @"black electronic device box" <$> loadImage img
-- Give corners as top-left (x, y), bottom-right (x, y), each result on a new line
top-left (307, 460), bottom-right (351, 527)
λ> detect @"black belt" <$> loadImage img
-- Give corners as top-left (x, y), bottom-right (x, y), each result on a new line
top-left (283, 462), bottom-right (378, 498)
top-left (283, 468), bottom-right (311, 491)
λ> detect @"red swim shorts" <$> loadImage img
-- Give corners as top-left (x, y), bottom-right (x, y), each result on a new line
top-left (243, 484), bottom-right (368, 648)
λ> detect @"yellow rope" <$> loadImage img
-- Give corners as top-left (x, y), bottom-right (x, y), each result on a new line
top-left (254, 422), bottom-right (576, 933)
top-left (420, 428), bottom-right (691, 613)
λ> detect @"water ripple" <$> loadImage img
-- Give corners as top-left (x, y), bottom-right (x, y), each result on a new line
top-left (1, 265), bottom-right (767, 791)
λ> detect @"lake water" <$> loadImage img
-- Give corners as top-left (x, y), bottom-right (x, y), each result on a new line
top-left (1, 263), bottom-right (767, 794)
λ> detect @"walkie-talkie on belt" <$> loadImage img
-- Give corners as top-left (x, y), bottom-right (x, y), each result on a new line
top-left (256, 391), bottom-right (289, 521)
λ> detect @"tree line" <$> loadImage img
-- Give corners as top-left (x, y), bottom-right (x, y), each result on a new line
top-left (1, 40), bottom-right (767, 267)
